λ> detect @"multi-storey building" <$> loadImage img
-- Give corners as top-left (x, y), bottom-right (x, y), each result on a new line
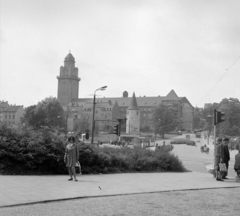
top-left (1, 106), bottom-right (24, 126)
top-left (0, 101), bottom-right (9, 122)
top-left (57, 53), bottom-right (194, 132)
top-left (67, 99), bottom-right (121, 132)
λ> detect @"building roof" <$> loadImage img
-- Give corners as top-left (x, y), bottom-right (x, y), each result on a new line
top-left (64, 53), bottom-right (75, 62)
top-left (73, 96), bottom-right (162, 108)
top-left (163, 89), bottom-right (179, 100)
top-left (2, 106), bottom-right (22, 112)
top-left (72, 90), bottom-right (193, 108)
top-left (127, 92), bottom-right (139, 110)
top-left (179, 97), bottom-right (194, 108)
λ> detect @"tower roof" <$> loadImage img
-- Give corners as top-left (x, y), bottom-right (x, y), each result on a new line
top-left (64, 53), bottom-right (75, 62)
top-left (127, 92), bottom-right (139, 110)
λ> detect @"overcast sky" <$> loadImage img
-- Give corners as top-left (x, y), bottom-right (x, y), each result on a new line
top-left (1, 0), bottom-right (240, 108)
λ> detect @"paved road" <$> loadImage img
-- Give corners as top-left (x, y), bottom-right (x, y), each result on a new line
top-left (102, 133), bottom-right (237, 177)
top-left (172, 134), bottom-right (237, 178)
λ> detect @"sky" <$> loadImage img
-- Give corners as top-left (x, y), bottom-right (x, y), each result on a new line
top-left (0, 0), bottom-right (240, 108)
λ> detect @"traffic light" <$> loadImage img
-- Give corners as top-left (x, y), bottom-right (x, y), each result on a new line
top-left (113, 124), bottom-right (120, 136)
top-left (214, 109), bottom-right (225, 125)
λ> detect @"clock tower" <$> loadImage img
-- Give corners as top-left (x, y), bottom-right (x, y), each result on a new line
top-left (57, 52), bottom-right (81, 109)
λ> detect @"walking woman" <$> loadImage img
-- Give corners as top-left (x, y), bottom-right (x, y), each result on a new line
top-left (64, 136), bottom-right (79, 181)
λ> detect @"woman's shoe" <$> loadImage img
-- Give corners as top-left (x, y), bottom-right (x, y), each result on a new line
top-left (75, 179), bottom-right (78, 181)
top-left (68, 178), bottom-right (73, 181)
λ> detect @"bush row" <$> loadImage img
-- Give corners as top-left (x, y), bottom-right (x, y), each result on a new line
top-left (170, 139), bottom-right (196, 146)
top-left (79, 144), bottom-right (186, 174)
top-left (0, 123), bottom-right (187, 175)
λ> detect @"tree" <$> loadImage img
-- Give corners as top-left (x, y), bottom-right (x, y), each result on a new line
top-left (217, 102), bottom-right (240, 137)
top-left (152, 104), bottom-right (177, 138)
top-left (22, 97), bottom-right (65, 130)
top-left (192, 115), bottom-right (201, 130)
top-left (74, 117), bottom-right (90, 134)
top-left (140, 125), bottom-right (151, 133)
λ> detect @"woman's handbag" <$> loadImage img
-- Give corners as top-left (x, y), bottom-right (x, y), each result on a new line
top-left (75, 161), bottom-right (81, 174)
top-left (75, 161), bottom-right (80, 167)
top-left (219, 163), bottom-right (227, 172)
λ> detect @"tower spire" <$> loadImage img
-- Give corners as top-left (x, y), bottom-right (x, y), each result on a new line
top-left (127, 92), bottom-right (139, 110)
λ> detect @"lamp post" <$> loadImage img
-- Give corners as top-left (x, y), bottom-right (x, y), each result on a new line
top-left (66, 109), bottom-right (75, 134)
top-left (91, 86), bottom-right (107, 144)
top-left (206, 114), bottom-right (213, 145)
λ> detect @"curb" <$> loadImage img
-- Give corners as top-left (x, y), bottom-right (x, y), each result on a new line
top-left (1, 185), bottom-right (240, 209)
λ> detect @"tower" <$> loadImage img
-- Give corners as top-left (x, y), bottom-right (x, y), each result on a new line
top-left (57, 52), bottom-right (81, 109)
top-left (126, 92), bottom-right (140, 135)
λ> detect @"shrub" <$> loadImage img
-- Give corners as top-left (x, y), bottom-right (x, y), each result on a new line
top-left (78, 144), bottom-right (187, 174)
top-left (170, 139), bottom-right (196, 146)
top-left (0, 123), bottom-right (66, 175)
top-left (0, 123), bottom-right (187, 175)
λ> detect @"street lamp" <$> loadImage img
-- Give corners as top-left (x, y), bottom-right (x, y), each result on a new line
top-left (66, 109), bottom-right (75, 134)
top-left (91, 86), bottom-right (107, 144)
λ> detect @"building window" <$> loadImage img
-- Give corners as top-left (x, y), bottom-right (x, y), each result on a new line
top-left (5, 115), bottom-right (7, 119)
top-left (9, 115), bottom-right (11, 119)
top-left (137, 111), bottom-right (138, 115)
top-left (13, 115), bottom-right (15, 119)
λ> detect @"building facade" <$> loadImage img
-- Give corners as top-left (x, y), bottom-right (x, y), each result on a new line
top-left (0, 101), bottom-right (9, 122)
top-left (1, 106), bottom-right (24, 126)
top-left (57, 53), bottom-right (194, 132)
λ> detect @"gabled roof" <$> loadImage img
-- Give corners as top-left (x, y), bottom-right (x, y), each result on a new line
top-left (2, 106), bottom-right (22, 112)
top-left (127, 92), bottom-right (139, 110)
top-left (180, 97), bottom-right (194, 108)
top-left (163, 90), bottom-right (179, 100)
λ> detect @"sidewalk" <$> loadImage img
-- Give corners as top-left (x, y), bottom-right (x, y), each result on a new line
top-left (1, 172), bottom-right (240, 208)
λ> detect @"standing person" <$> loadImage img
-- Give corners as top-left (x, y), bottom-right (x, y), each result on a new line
top-left (234, 149), bottom-right (240, 182)
top-left (222, 138), bottom-right (230, 179)
top-left (215, 138), bottom-right (224, 181)
top-left (64, 136), bottom-right (79, 181)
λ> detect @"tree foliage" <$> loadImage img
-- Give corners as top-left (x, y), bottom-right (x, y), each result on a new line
top-left (74, 117), bottom-right (90, 133)
top-left (152, 104), bottom-right (177, 138)
top-left (217, 101), bottom-right (240, 136)
top-left (200, 98), bottom-right (240, 137)
top-left (22, 97), bottom-right (65, 130)
top-left (192, 115), bottom-right (201, 130)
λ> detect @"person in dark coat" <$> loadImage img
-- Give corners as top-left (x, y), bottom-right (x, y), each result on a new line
top-left (215, 138), bottom-right (224, 181)
top-left (64, 136), bottom-right (79, 181)
top-left (222, 138), bottom-right (230, 179)
top-left (234, 150), bottom-right (240, 182)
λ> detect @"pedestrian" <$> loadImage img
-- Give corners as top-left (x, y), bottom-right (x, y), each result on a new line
top-left (221, 138), bottom-right (230, 179)
top-left (64, 136), bottom-right (79, 181)
top-left (215, 137), bottom-right (224, 181)
top-left (234, 149), bottom-right (240, 182)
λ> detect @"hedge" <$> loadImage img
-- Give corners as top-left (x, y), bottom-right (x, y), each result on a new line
top-left (0, 123), bottom-right (187, 175)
